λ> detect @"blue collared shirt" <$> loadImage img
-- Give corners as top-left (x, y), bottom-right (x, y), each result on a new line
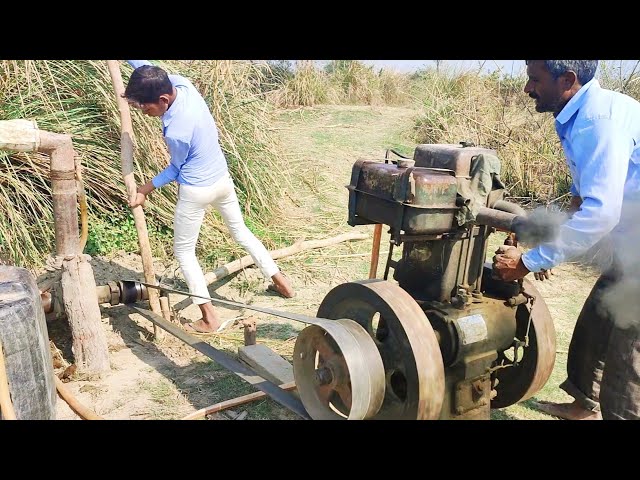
top-left (522, 79), bottom-right (640, 272)
top-left (127, 60), bottom-right (228, 188)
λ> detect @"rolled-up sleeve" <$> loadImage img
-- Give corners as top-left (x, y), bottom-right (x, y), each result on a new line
top-left (152, 137), bottom-right (191, 189)
top-left (522, 119), bottom-right (632, 272)
top-left (569, 183), bottom-right (579, 196)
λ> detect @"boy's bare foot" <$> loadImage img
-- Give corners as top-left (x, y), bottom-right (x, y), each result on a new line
top-left (531, 400), bottom-right (602, 420)
top-left (267, 272), bottom-right (295, 298)
top-left (184, 318), bottom-right (220, 334)
top-left (184, 302), bottom-right (222, 333)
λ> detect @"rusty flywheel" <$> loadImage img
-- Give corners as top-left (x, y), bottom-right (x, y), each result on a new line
top-left (293, 318), bottom-right (386, 420)
top-left (490, 276), bottom-right (556, 409)
top-left (314, 280), bottom-right (445, 420)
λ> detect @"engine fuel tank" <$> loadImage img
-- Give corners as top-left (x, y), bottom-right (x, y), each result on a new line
top-left (347, 159), bottom-right (458, 235)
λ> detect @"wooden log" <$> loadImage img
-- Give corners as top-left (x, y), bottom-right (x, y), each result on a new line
top-left (181, 381), bottom-right (297, 420)
top-left (204, 231), bottom-right (369, 284)
top-left (106, 60), bottom-right (163, 340)
top-left (54, 375), bottom-right (104, 420)
top-left (159, 296), bottom-right (172, 322)
top-left (61, 255), bottom-right (110, 373)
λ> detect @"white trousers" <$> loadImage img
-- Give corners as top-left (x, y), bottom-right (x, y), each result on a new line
top-left (174, 173), bottom-right (279, 305)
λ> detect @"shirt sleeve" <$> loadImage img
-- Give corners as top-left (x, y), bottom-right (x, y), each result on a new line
top-left (569, 183), bottom-right (579, 196)
top-left (522, 119), bottom-right (631, 272)
top-left (151, 137), bottom-right (191, 189)
top-left (127, 60), bottom-right (152, 69)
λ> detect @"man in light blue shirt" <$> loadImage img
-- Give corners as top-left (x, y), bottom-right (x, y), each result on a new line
top-left (493, 60), bottom-right (640, 420)
top-left (123, 61), bottom-right (295, 334)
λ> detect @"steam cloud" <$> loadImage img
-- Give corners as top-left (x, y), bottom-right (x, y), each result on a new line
top-left (517, 200), bottom-right (640, 330)
top-left (599, 199), bottom-right (640, 330)
top-left (514, 206), bottom-right (568, 246)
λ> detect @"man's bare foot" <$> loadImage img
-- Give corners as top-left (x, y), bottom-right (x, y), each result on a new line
top-left (532, 400), bottom-right (602, 420)
top-left (184, 318), bottom-right (220, 334)
top-left (184, 302), bottom-right (223, 333)
top-left (267, 272), bottom-right (295, 298)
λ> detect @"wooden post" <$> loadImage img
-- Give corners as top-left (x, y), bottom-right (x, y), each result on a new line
top-left (159, 296), bottom-right (172, 322)
top-left (369, 224), bottom-right (383, 279)
top-left (106, 60), bottom-right (163, 340)
top-left (0, 123), bottom-right (110, 373)
top-left (39, 131), bottom-right (110, 373)
top-left (242, 317), bottom-right (257, 346)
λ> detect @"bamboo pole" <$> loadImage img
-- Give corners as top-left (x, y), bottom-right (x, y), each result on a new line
top-left (204, 231), bottom-right (369, 284)
top-left (54, 375), bottom-right (104, 420)
top-left (106, 60), bottom-right (163, 339)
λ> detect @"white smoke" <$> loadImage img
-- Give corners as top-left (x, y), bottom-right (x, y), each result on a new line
top-left (515, 201), bottom-right (639, 329)
top-left (599, 199), bottom-right (640, 330)
top-left (515, 205), bottom-right (568, 246)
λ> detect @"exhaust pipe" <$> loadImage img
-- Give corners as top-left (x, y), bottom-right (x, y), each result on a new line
top-left (475, 206), bottom-right (559, 245)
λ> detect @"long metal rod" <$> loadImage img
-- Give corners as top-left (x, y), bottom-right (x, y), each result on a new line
top-left (131, 305), bottom-right (310, 419)
top-left (127, 280), bottom-right (322, 325)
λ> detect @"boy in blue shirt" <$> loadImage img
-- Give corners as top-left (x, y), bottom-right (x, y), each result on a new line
top-left (123, 61), bottom-right (295, 334)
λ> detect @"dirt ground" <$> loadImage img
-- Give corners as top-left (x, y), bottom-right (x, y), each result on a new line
top-left (49, 250), bottom-right (310, 420)
top-left (44, 104), bottom-right (599, 421)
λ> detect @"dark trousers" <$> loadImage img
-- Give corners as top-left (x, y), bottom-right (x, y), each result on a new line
top-left (561, 271), bottom-right (640, 419)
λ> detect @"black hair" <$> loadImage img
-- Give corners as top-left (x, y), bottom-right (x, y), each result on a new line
top-left (123, 65), bottom-right (173, 104)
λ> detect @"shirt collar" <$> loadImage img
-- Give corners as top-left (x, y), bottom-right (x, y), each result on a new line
top-left (556, 78), bottom-right (599, 125)
top-left (161, 87), bottom-right (180, 128)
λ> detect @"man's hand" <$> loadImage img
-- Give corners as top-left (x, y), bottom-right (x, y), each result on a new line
top-left (128, 181), bottom-right (155, 209)
top-left (492, 245), bottom-right (530, 282)
top-left (129, 191), bottom-right (146, 208)
top-left (534, 269), bottom-right (553, 281)
top-left (568, 195), bottom-right (583, 216)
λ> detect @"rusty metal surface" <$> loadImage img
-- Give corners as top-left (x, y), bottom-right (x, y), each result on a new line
top-left (353, 162), bottom-right (458, 207)
top-left (317, 280), bottom-right (445, 420)
top-left (489, 275), bottom-right (556, 408)
top-left (427, 298), bottom-right (517, 370)
top-left (453, 377), bottom-right (492, 417)
top-left (347, 160), bottom-right (458, 235)
top-left (413, 143), bottom-right (497, 177)
top-left (425, 298), bottom-right (517, 419)
top-left (293, 319), bottom-right (385, 420)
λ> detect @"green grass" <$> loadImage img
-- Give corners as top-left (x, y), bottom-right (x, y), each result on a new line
top-left (138, 378), bottom-right (190, 420)
top-left (0, 60), bottom-right (290, 271)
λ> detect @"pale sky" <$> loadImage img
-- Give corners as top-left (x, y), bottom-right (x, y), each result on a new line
top-left (359, 60), bottom-right (640, 78)
top-left (304, 60), bottom-right (640, 78)
top-left (360, 60), bottom-right (525, 75)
